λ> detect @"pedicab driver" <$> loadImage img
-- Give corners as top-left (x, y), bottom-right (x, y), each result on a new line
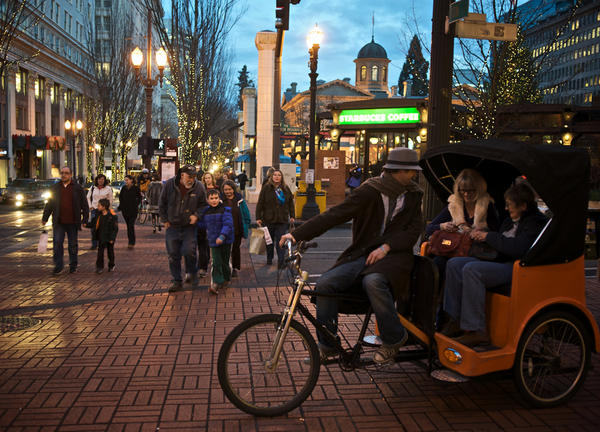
top-left (280, 148), bottom-right (424, 364)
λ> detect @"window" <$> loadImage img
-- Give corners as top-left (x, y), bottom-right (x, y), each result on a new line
top-left (371, 65), bottom-right (378, 81)
top-left (35, 77), bottom-right (45, 100)
top-left (360, 65), bottom-right (366, 80)
top-left (15, 105), bottom-right (28, 130)
top-left (15, 69), bottom-right (27, 95)
top-left (52, 84), bottom-right (59, 104)
top-left (382, 66), bottom-right (387, 82)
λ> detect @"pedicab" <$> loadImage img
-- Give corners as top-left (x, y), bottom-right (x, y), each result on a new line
top-left (217, 139), bottom-right (600, 417)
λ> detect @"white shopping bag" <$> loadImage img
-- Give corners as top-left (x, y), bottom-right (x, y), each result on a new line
top-left (37, 230), bottom-right (49, 253)
top-left (261, 227), bottom-right (273, 245)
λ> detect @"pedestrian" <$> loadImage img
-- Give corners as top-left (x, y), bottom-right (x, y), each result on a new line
top-left (41, 166), bottom-right (89, 274)
top-left (237, 169), bottom-right (248, 198)
top-left (117, 175), bottom-right (141, 249)
top-left (262, 166), bottom-right (275, 186)
top-left (159, 165), bottom-right (207, 292)
top-left (86, 174), bottom-right (113, 250)
top-left (280, 148), bottom-right (424, 364)
top-left (138, 168), bottom-right (151, 195)
top-left (93, 198), bottom-right (118, 274)
top-left (256, 168), bottom-right (295, 268)
top-left (221, 179), bottom-right (251, 277)
top-left (146, 173), bottom-right (163, 233)
top-left (197, 172), bottom-right (218, 277)
top-left (198, 189), bottom-right (234, 294)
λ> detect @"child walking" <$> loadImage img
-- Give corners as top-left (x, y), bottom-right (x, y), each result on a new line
top-left (198, 189), bottom-right (234, 294)
top-left (94, 198), bottom-right (118, 273)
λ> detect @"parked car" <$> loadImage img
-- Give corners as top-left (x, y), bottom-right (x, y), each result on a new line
top-left (110, 180), bottom-right (125, 198)
top-left (2, 179), bottom-right (45, 207)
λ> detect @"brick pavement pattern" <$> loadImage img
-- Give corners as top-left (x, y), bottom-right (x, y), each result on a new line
top-left (1, 221), bottom-right (600, 431)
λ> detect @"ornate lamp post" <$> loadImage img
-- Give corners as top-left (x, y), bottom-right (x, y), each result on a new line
top-left (64, 119), bottom-right (83, 178)
top-left (130, 11), bottom-right (168, 169)
top-left (301, 24), bottom-right (323, 220)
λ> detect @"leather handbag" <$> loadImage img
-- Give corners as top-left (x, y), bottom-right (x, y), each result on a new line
top-left (428, 230), bottom-right (473, 258)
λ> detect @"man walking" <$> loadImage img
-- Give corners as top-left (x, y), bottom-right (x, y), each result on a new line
top-left (237, 170), bottom-right (248, 198)
top-left (280, 148), bottom-right (424, 364)
top-left (42, 166), bottom-right (89, 274)
top-left (159, 165), bottom-right (207, 292)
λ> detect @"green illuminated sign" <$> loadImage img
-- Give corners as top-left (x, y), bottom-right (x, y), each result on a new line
top-left (338, 107), bottom-right (420, 125)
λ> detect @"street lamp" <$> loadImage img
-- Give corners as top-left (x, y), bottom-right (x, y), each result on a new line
top-left (65, 119), bottom-right (84, 178)
top-left (131, 10), bottom-right (168, 169)
top-left (301, 23), bottom-right (323, 220)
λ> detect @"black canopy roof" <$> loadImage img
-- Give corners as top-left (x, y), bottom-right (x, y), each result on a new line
top-left (420, 139), bottom-right (590, 266)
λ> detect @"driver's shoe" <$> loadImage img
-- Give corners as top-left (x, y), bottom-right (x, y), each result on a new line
top-left (373, 330), bottom-right (408, 364)
top-left (303, 343), bottom-right (337, 365)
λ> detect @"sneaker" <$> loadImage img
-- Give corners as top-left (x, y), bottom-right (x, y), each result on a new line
top-left (69, 267), bottom-right (77, 274)
top-left (108, 266), bottom-right (115, 272)
top-left (454, 331), bottom-right (490, 348)
top-left (96, 268), bottom-right (103, 274)
top-left (184, 273), bottom-right (198, 288)
top-left (303, 343), bottom-right (338, 365)
top-left (198, 269), bottom-right (207, 278)
top-left (168, 281), bottom-right (183, 292)
top-left (52, 267), bottom-right (63, 275)
top-left (128, 244), bottom-right (134, 249)
top-left (209, 283), bottom-right (219, 295)
top-left (439, 318), bottom-right (462, 337)
top-left (153, 228), bottom-right (156, 234)
top-left (231, 269), bottom-right (238, 278)
top-left (373, 331), bottom-right (409, 364)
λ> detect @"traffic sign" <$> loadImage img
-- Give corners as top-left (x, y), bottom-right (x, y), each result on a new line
top-left (448, 0), bottom-right (469, 24)
top-left (455, 19), bottom-right (517, 41)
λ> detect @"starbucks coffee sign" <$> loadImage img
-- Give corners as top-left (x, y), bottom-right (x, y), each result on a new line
top-left (338, 107), bottom-right (420, 125)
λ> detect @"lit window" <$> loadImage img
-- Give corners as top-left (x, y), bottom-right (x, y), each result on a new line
top-left (371, 65), bottom-right (378, 81)
top-left (360, 65), bottom-right (366, 80)
top-left (35, 79), bottom-right (39, 98)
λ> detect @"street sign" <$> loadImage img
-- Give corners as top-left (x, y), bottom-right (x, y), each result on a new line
top-left (455, 19), bottom-right (518, 41)
top-left (448, 0), bottom-right (469, 24)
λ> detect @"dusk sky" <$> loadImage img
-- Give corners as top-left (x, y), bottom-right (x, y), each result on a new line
top-left (230, 0), bottom-right (436, 94)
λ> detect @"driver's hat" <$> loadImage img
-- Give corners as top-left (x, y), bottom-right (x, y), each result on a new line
top-left (382, 148), bottom-right (422, 171)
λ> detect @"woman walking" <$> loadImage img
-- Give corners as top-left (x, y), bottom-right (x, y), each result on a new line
top-left (117, 175), bottom-right (141, 248)
top-left (256, 169), bottom-right (295, 268)
top-left (87, 174), bottom-right (113, 249)
top-left (221, 180), bottom-right (251, 277)
top-left (146, 173), bottom-right (164, 233)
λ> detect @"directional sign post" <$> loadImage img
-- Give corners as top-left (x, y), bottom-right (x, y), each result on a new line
top-left (448, 0), bottom-right (469, 24)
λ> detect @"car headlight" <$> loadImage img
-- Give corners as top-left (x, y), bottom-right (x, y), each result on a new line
top-left (16, 194), bottom-right (24, 201)
top-left (42, 191), bottom-right (51, 199)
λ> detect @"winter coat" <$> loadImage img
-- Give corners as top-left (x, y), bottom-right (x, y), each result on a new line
top-left (485, 208), bottom-right (548, 263)
top-left (292, 179), bottom-right (424, 301)
top-left (93, 209), bottom-right (119, 244)
top-left (146, 181), bottom-right (163, 212)
top-left (159, 175), bottom-right (207, 227)
top-left (426, 193), bottom-right (499, 237)
top-left (256, 182), bottom-right (295, 224)
top-left (42, 181), bottom-right (89, 228)
top-left (197, 203), bottom-right (234, 247)
top-left (225, 193), bottom-right (251, 238)
top-left (87, 184), bottom-right (113, 210)
top-left (118, 185), bottom-right (142, 217)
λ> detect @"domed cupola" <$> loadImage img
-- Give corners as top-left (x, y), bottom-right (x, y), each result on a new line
top-left (354, 37), bottom-right (391, 98)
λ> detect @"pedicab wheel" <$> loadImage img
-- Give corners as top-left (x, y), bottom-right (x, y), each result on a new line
top-left (513, 310), bottom-right (591, 408)
top-left (217, 313), bottom-right (320, 417)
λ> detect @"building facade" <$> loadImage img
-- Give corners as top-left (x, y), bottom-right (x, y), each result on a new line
top-left (520, 0), bottom-right (600, 105)
top-left (1, 0), bottom-right (95, 187)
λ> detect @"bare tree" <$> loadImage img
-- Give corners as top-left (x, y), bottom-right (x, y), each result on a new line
top-left (143, 0), bottom-right (243, 166)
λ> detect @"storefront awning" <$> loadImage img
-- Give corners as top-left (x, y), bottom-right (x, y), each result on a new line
top-left (234, 154), bottom-right (250, 162)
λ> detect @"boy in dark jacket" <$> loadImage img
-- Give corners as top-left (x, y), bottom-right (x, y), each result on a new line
top-left (197, 190), bottom-right (234, 294)
top-left (94, 198), bottom-right (119, 273)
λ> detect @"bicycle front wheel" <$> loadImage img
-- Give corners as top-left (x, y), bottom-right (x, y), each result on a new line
top-left (218, 313), bottom-right (320, 416)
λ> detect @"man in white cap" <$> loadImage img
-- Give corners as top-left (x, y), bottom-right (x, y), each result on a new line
top-left (280, 148), bottom-right (424, 364)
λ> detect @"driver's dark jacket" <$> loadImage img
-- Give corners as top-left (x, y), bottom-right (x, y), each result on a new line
top-left (484, 208), bottom-right (548, 262)
top-left (159, 175), bottom-right (207, 227)
top-left (292, 181), bottom-right (424, 300)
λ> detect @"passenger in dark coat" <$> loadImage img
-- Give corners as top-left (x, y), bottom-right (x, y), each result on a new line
top-left (281, 148), bottom-right (424, 364)
top-left (117, 175), bottom-right (141, 248)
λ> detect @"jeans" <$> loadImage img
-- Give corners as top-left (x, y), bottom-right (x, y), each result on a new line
top-left (230, 234), bottom-right (242, 270)
top-left (166, 225), bottom-right (198, 282)
top-left (315, 256), bottom-right (406, 347)
top-left (444, 257), bottom-right (514, 332)
top-left (96, 242), bottom-right (115, 269)
top-left (123, 213), bottom-right (136, 245)
top-left (266, 223), bottom-right (288, 264)
top-left (211, 245), bottom-right (231, 284)
top-left (53, 223), bottom-right (79, 270)
top-left (89, 209), bottom-right (98, 247)
top-left (197, 228), bottom-right (210, 272)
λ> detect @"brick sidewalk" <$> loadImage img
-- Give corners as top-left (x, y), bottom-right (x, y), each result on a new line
top-left (1, 221), bottom-right (600, 431)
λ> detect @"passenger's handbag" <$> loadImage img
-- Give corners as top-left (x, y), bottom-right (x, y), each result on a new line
top-left (469, 241), bottom-right (499, 261)
top-left (37, 230), bottom-right (48, 253)
top-left (249, 228), bottom-right (267, 255)
top-left (428, 230), bottom-right (472, 257)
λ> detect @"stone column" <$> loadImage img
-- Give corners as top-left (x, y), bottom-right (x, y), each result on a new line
top-left (44, 80), bottom-right (53, 178)
top-left (242, 87), bottom-right (256, 151)
top-left (6, 66), bottom-right (16, 180)
top-left (251, 31), bottom-right (277, 203)
top-left (27, 72), bottom-right (37, 178)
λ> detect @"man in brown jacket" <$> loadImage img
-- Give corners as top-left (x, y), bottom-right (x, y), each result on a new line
top-left (280, 148), bottom-right (423, 364)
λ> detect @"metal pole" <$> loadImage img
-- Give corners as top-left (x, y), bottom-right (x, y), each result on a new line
top-left (71, 131), bottom-right (76, 178)
top-left (143, 9), bottom-right (153, 170)
top-left (301, 44), bottom-right (320, 220)
top-left (273, 29), bottom-right (284, 168)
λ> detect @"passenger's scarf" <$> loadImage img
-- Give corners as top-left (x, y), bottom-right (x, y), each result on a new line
top-left (275, 186), bottom-right (285, 206)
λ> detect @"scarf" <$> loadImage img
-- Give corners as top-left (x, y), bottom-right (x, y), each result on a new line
top-left (275, 186), bottom-right (286, 206)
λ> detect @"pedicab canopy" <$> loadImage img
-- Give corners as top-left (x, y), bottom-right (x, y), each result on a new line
top-left (419, 139), bottom-right (590, 267)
